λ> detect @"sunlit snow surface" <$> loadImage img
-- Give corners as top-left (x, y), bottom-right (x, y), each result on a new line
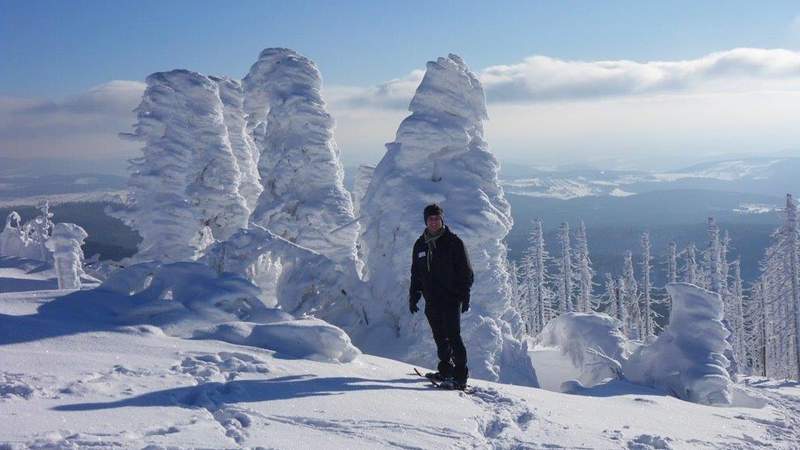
top-left (2, 266), bottom-right (799, 448)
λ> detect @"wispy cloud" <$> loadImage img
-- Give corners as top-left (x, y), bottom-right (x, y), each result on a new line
top-left (327, 48), bottom-right (800, 110)
top-left (0, 81), bottom-right (144, 158)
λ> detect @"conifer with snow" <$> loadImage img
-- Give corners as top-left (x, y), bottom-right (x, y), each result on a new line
top-left (640, 232), bottom-right (654, 340)
top-left (683, 243), bottom-right (699, 286)
top-left (45, 223), bottom-right (89, 290)
top-left (574, 221), bottom-right (594, 313)
top-left (117, 70), bottom-right (249, 263)
top-left (357, 54), bottom-right (536, 385)
top-left (667, 241), bottom-right (678, 284)
top-left (522, 219), bottom-right (553, 335)
top-left (755, 194), bottom-right (800, 379)
top-left (623, 250), bottom-right (641, 339)
top-left (555, 222), bottom-right (574, 315)
top-left (243, 48), bottom-right (360, 273)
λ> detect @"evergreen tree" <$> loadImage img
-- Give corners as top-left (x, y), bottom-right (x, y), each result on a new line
top-left (556, 222), bottom-right (574, 314)
top-left (683, 242), bottom-right (699, 285)
top-left (641, 232), bottom-right (655, 340)
top-left (574, 221), bottom-right (594, 313)
top-left (754, 194), bottom-right (800, 379)
top-left (667, 241), bottom-right (678, 284)
top-left (623, 250), bottom-right (641, 339)
top-left (523, 219), bottom-right (553, 334)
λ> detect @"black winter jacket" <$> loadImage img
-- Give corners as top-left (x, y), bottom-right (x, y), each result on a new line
top-left (409, 226), bottom-right (474, 308)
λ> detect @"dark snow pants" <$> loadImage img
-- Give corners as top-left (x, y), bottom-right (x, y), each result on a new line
top-left (425, 302), bottom-right (468, 382)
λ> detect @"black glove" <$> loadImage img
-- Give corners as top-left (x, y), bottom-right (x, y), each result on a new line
top-left (461, 302), bottom-right (469, 313)
top-left (409, 298), bottom-right (419, 314)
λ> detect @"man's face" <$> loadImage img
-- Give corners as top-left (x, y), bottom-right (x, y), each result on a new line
top-left (426, 214), bottom-right (443, 233)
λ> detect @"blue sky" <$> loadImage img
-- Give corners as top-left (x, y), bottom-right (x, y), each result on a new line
top-left (2, 1), bottom-right (800, 169)
top-left (4, 0), bottom-right (800, 97)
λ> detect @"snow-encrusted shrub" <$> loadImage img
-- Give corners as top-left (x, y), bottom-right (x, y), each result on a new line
top-left (536, 312), bottom-right (628, 388)
top-left (0, 204), bottom-right (54, 262)
top-left (202, 225), bottom-right (365, 330)
top-left (624, 283), bottom-right (732, 405)
top-left (45, 223), bottom-right (89, 289)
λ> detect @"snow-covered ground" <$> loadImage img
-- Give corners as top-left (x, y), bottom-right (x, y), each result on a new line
top-left (2, 276), bottom-right (799, 448)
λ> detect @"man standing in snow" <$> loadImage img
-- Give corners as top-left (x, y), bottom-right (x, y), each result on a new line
top-left (409, 203), bottom-right (474, 390)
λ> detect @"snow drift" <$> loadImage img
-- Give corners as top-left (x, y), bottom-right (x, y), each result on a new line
top-left (38, 261), bottom-right (360, 363)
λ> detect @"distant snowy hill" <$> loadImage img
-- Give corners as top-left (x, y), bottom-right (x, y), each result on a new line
top-left (501, 157), bottom-right (800, 200)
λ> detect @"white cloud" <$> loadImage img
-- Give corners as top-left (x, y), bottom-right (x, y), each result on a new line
top-left (0, 80), bottom-right (145, 159)
top-left (4, 49), bottom-right (800, 169)
top-left (327, 48), bottom-right (800, 168)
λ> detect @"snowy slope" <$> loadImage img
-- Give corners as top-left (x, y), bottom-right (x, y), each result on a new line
top-left (1, 285), bottom-right (799, 449)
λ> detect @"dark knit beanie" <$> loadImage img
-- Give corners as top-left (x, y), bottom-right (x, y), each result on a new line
top-left (423, 203), bottom-right (444, 223)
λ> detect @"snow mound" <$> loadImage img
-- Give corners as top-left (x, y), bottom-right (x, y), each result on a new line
top-left (536, 312), bottom-right (628, 388)
top-left (39, 261), bottom-right (360, 363)
top-left (624, 283), bottom-right (732, 405)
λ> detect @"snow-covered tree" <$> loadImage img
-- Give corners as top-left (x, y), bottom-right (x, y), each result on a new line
top-left (243, 48), bottom-right (360, 273)
top-left (640, 232), bottom-right (655, 340)
top-left (213, 76), bottom-right (263, 212)
top-left (730, 259), bottom-right (747, 371)
top-left (45, 223), bottom-right (88, 290)
top-left (616, 275), bottom-right (628, 335)
top-left (683, 242), bottom-right (699, 285)
top-left (755, 194), bottom-right (800, 380)
top-left (623, 250), bottom-right (641, 339)
top-left (603, 273), bottom-right (618, 319)
top-left (555, 222), bottom-right (574, 315)
top-left (116, 70), bottom-right (249, 263)
top-left (667, 241), bottom-right (678, 284)
top-left (574, 221), bottom-right (594, 313)
top-left (356, 54), bottom-right (536, 385)
top-left (705, 217), bottom-right (723, 294)
top-left (522, 219), bottom-right (553, 335)
top-left (0, 203), bottom-right (54, 262)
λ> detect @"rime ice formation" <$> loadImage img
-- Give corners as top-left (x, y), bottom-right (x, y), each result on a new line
top-left (45, 223), bottom-right (89, 290)
top-left (537, 313), bottom-right (628, 388)
top-left (625, 283), bottom-right (732, 405)
top-left (213, 76), bottom-right (263, 212)
top-left (243, 48), bottom-right (360, 273)
top-left (0, 204), bottom-right (54, 262)
top-left (201, 225), bottom-right (365, 330)
top-left (117, 70), bottom-right (249, 263)
top-left (351, 165), bottom-right (375, 217)
top-left (357, 54), bottom-right (536, 385)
